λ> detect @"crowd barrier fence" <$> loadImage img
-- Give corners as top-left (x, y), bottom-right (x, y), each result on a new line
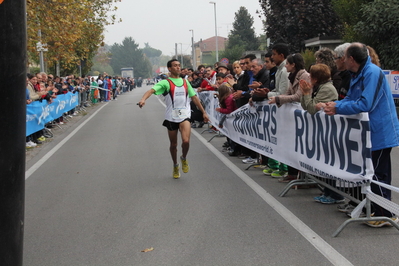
top-left (196, 91), bottom-right (399, 236)
top-left (26, 92), bottom-right (79, 136)
top-left (26, 86), bottom-right (114, 137)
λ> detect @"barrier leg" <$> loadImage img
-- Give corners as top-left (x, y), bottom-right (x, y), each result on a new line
top-left (208, 132), bottom-right (225, 142)
top-left (200, 122), bottom-right (211, 134)
top-left (279, 172), bottom-right (320, 197)
top-left (332, 196), bottom-right (399, 237)
top-left (279, 179), bottom-right (319, 197)
top-left (332, 216), bottom-right (399, 237)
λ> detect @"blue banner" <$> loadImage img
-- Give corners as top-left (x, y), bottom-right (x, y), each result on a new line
top-left (26, 92), bottom-right (79, 136)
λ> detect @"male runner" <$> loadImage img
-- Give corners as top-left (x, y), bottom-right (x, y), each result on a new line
top-left (138, 59), bottom-right (209, 179)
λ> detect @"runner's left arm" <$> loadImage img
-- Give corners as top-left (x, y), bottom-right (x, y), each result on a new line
top-left (191, 95), bottom-right (209, 123)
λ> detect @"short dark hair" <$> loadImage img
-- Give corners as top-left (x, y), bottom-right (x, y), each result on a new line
top-left (346, 43), bottom-right (368, 65)
top-left (264, 52), bottom-right (273, 62)
top-left (272, 43), bottom-right (290, 58)
top-left (310, 64), bottom-right (331, 84)
top-left (197, 64), bottom-right (205, 70)
top-left (167, 59), bottom-right (179, 68)
top-left (244, 54), bottom-right (256, 61)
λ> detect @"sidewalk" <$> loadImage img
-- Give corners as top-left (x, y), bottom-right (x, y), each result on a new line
top-left (25, 102), bottom-right (105, 163)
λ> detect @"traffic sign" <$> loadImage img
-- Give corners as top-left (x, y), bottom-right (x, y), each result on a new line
top-left (220, 58), bottom-right (229, 64)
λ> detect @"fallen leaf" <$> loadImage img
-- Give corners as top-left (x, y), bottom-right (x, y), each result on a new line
top-left (141, 247), bottom-right (154, 252)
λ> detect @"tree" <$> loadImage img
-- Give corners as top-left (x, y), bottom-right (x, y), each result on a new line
top-left (172, 55), bottom-right (192, 69)
top-left (331, 0), bottom-right (373, 41)
top-left (260, 0), bottom-right (343, 52)
top-left (89, 45), bottom-right (114, 76)
top-left (219, 45), bottom-right (245, 64)
top-left (27, 0), bottom-right (120, 75)
top-left (142, 43), bottom-right (163, 75)
top-left (142, 43), bottom-right (162, 58)
top-left (109, 37), bottom-right (152, 78)
top-left (354, 0), bottom-right (399, 70)
top-left (226, 7), bottom-right (259, 51)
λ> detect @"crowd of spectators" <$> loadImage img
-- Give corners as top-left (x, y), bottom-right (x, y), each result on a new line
top-left (181, 42), bottom-right (399, 228)
top-left (27, 42), bottom-right (399, 227)
top-left (25, 72), bottom-right (140, 148)
top-left (26, 72), bottom-right (91, 147)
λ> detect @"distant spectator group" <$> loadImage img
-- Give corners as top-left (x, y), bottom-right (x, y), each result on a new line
top-left (25, 72), bottom-right (141, 148)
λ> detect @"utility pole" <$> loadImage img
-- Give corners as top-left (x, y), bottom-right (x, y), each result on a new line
top-left (189, 29), bottom-right (195, 70)
top-left (0, 0), bottom-right (27, 265)
top-left (209, 2), bottom-right (218, 62)
top-left (37, 29), bottom-right (48, 73)
top-left (179, 43), bottom-right (183, 68)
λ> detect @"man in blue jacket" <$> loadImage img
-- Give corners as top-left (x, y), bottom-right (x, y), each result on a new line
top-left (324, 43), bottom-right (399, 227)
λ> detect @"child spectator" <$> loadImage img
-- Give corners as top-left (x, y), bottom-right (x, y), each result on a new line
top-left (215, 84), bottom-right (237, 153)
top-left (215, 72), bottom-right (231, 90)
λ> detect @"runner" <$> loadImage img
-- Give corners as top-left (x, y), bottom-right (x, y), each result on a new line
top-left (138, 59), bottom-right (209, 179)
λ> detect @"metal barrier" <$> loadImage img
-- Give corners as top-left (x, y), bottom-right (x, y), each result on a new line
top-left (279, 173), bottom-right (399, 237)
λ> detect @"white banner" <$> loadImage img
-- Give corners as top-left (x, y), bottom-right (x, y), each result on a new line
top-left (198, 91), bottom-right (374, 183)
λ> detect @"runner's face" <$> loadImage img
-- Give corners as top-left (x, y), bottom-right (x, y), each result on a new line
top-left (168, 62), bottom-right (181, 76)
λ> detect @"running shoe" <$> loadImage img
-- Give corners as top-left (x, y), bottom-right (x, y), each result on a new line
top-left (173, 164), bottom-right (180, 179)
top-left (242, 157), bottom-right (257, 164)
top-left (319, 196), bottom-right (345, 204)
top-left (313, 194), bottom-right (327, 202)
top-left (26, 141), bottom-right (37, 148)
top-left (263, 168), bottom-right (277, 176)
top-left (181, 156), bottom-right (190, 173)
top-left (272, 170), bottom-right (288, 178)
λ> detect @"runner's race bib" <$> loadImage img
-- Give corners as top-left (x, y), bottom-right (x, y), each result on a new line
top-left (172, 107), bottom-right (188, 119)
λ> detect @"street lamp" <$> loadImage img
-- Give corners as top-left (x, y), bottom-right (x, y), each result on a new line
top-left (179, 43), bottom-right (183, 68)
top-left (189, 29), bottom-right (195, 70)
top-left (209, 1), bottom-right (218, 62)
top-left (36, 29), bottom-right (48, 72)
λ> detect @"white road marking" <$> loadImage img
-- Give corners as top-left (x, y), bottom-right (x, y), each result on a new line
top-left (191, 129), bottom-right (353, 266)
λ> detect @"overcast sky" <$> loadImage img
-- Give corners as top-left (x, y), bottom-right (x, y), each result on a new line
top-left (104, 0), bottom-right (265, 56)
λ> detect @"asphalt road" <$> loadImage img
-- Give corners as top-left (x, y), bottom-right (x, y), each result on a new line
top-left (24, 85), bottom-right (399, 266)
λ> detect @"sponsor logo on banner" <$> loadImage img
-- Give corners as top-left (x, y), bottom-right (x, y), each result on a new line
top-left (26, 92), bottom-right (78, 136)
top-left (197, 91), bottom-right (373, 183)
top-left (38, 105), bottom-right (51, 125)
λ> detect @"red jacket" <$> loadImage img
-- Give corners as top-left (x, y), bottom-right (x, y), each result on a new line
top-left (218, 94), bottom-right (237, 114)
top-left (200, 71), bottom-right (217, 90)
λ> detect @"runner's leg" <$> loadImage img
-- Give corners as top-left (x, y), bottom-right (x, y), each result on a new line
top-left (167, 129), bottom-right (179, 165)
top-left (179, 120), bottom-right (191, 158)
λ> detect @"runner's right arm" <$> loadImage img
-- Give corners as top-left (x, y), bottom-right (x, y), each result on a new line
top-left (138, 88), bottom-right (155, 108)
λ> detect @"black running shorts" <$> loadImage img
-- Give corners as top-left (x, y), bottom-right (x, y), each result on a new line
top-left (162, 119), bottom-right (190, 131)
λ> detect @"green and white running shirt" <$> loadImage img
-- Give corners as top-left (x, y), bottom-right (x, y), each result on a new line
top-left (153, 77), bottom-right (196, 123)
